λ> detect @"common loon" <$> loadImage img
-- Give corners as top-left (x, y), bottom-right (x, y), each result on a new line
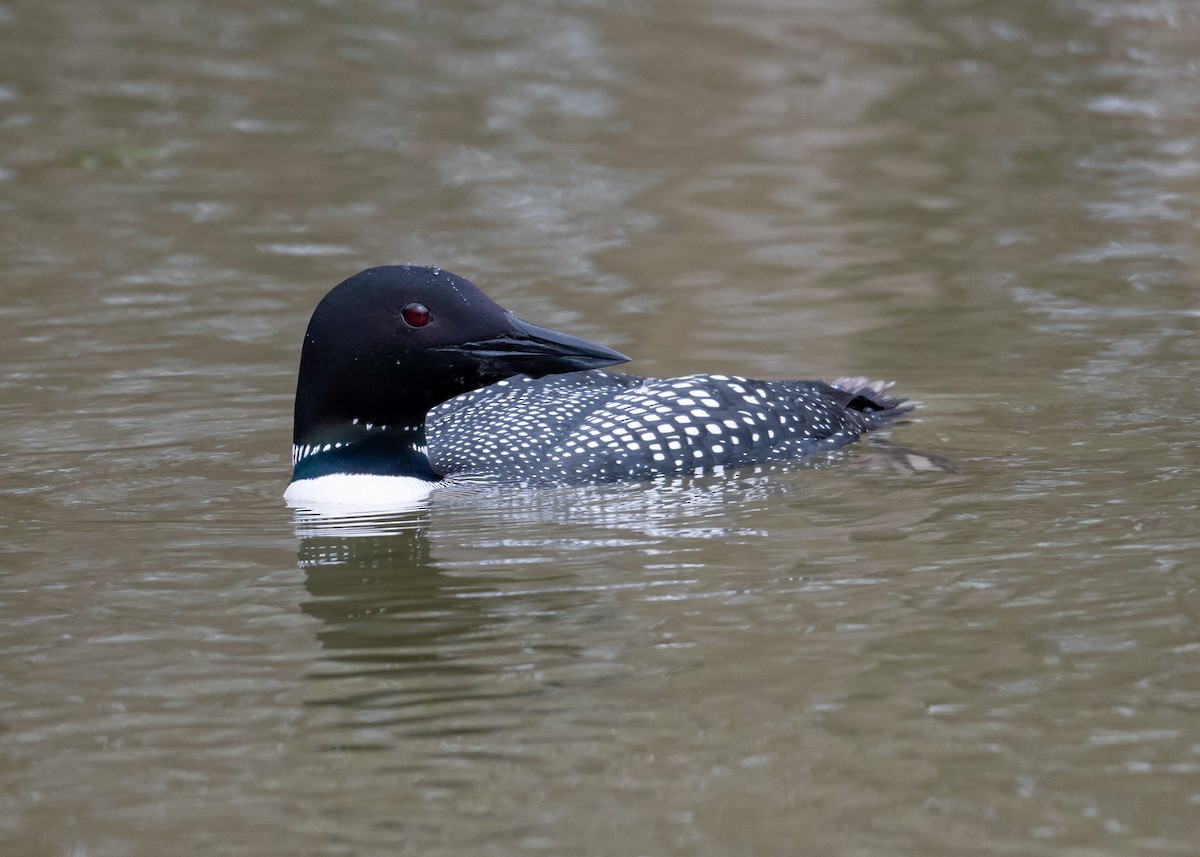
top-left (284, 265), bottom-right (910, 508)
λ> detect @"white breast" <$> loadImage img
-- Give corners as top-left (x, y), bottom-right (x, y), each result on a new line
top-left (283, 473), bottom-right (439, 513)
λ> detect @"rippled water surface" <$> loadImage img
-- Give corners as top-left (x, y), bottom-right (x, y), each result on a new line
top-left (2, 1), bottom-right (1198, 855)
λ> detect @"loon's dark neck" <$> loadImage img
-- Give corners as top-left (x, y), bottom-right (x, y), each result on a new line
top-left (291, 420), bottom-right (441, 482)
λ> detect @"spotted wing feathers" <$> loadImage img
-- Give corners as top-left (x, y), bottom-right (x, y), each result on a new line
top-left (426, 370), bottom-right (907, 484)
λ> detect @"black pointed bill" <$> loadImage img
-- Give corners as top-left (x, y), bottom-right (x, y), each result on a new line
top-left (453, 312), bottom-right (629, 378)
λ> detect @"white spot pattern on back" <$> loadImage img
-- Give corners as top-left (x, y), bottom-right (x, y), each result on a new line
top-left (425, 370), bottom-right (902, 485)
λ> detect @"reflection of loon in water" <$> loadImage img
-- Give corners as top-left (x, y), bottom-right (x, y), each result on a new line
top-left (294, 455), bottom-right (946, 651)
top-left (298, 513), bottom-right (435, 644)
top-left (285, 265), bottom-right (914, 511)
top-left (291, 462), bottom-right (950, 737)
top-left (297, 513), bottom-right (489, 670)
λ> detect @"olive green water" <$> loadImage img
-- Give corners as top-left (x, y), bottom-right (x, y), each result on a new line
top-left (2, 1), bottom-right (1198, 855)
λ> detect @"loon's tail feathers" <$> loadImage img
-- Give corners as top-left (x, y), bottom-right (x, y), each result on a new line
top-left (829, 376), bottom-right (912, 427)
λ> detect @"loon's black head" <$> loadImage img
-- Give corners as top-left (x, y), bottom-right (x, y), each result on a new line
top-left (292, 265), bottom-right (629, 445)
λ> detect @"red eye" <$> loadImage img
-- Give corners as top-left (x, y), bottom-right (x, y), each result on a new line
top-left (401, 302), bottom-right (431, 328)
